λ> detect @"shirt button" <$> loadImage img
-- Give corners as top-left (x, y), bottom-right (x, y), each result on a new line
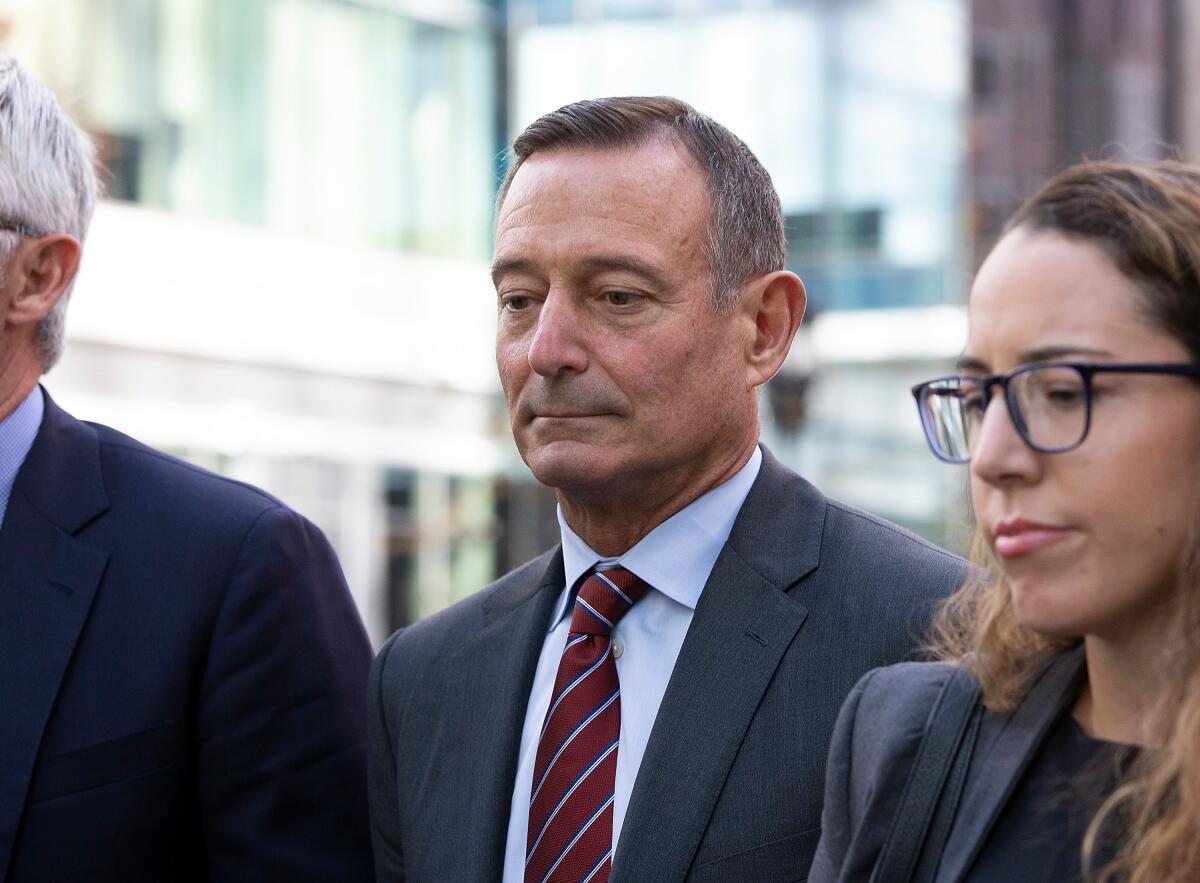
top-left (612, 638), bottom-right (624, 659)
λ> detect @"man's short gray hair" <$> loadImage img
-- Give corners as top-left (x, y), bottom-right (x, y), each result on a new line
top-left (0, 54), bottom-right (98, 371)
top-left (497, 97), bottom-right (787, 313)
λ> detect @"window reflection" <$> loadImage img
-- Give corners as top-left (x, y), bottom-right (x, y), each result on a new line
top-left (28, 0), bottom-right (499, 260)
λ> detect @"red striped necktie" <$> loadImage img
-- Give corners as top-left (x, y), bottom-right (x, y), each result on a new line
top-left (524, 567), bottom-right (650, 883)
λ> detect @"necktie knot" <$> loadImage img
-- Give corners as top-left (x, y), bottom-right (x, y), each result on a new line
top-left (569, 567), bottom-right (649, 636)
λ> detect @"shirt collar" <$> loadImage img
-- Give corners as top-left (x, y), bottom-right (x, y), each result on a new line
top-left (0, 385), bottom-right (45, 529)
top-left (551, 445), bottom-right (763, 630)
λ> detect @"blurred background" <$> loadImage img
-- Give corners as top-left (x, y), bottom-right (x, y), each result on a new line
top-left (2, 0), bottom-right (1197, 643)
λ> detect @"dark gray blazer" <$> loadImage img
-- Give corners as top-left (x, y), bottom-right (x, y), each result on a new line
top-left (368, 446), bottom-right (966, 882)
top-left (809, 646), bottom-right (1088, 883)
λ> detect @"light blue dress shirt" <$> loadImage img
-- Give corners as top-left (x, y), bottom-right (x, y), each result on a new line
top-left (0, 385), bottom-right (44, 530)
top-left (502, 446), bottom-right (763, 881)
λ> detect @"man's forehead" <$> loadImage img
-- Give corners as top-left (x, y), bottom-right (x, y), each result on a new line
top-left (503, 139), bottom-right (705, 208)
top-left (497, 144), bottom-right (708, 254)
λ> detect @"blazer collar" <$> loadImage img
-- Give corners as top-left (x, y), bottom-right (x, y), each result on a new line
top-left (0, 390), bottom-right (110, 882)
top-left (936, 645), bottom-right (1088, 882)
top-left (11, 388), bottom-right (109, 533)
top-left (451, 549), bottom-right (565, 881)
top-left (449, 446), bottom-right (828, 881)
top-left (724, 445), bottom-right (825, 591)
top-left (611, 445), bottom-right (819, 881)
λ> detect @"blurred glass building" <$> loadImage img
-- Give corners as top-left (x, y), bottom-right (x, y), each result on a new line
top-left (6, 0), bottom-right (1190, 639)
top-left (21, 0), bottom-right (501, 258)
top-left (509, 0), bottom-right (966, 313)
top-left (970, 0), bottom-right (1200, 264)
top-left (0, 0), bottom-right (509, 641)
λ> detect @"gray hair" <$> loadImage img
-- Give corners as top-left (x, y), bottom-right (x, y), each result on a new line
top-left (0, 54), bottom-right (98, 371)
top-left (497, 97), bottom-right (786, 313)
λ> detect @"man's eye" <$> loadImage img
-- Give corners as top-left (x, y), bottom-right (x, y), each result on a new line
top-left (502, 294), bottom-right (533, 311)
top-left (604, 290), bottom-right (638, 307)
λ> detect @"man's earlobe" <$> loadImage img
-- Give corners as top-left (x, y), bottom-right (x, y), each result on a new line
top-left (746, 270), bottom-right (806, 386)
top-left (5, 234), bottom-right (82, 326)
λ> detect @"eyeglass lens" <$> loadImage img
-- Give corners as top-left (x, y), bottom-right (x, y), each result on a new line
top-left (920, 365), bottom-right (1089, 461)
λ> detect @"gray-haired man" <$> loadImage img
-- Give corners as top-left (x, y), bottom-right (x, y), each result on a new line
top-left (0, 55), bottom-right (373, 881)
top-left (367, 96), bottom-right (965, 882)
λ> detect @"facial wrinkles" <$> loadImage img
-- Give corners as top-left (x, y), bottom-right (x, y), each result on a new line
top-left (494, 143), bottom-right (749, 505)
top-left (514, 372), bottom-right (627, 423)
top-left (505, 149), bottom-right (705, 267)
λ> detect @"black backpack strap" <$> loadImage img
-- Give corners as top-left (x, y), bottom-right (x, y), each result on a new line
top-left (868, 666), bottom-right (982, 883)
top-left (911, 695), bottom-right (982, 882)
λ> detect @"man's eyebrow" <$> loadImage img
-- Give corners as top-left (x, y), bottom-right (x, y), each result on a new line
top-left (577, 255), bottom-right (670, 290)
top-left (490, 254), bottom-right (673, 290)
top-left (490, 258), bottom-right (535, 286)
top-left (955, 345), bottom-right (1116, 373)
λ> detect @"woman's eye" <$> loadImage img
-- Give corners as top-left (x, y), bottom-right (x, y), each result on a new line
top-left (1045, 386), bottom-right (1086, 407)
top-left (962, 391), bottom-right (986, 418)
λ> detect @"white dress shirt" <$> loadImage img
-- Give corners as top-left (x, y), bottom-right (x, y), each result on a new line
top-left (501, 446), bottom-right (762, 881)
top-left (0, 385), bottom-right (44, 530)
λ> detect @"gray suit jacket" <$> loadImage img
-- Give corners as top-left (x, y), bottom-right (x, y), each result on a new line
top-left (808, 646), bottom-right (1088, 883)
top-left (368, 447), bottom-right (966, 882)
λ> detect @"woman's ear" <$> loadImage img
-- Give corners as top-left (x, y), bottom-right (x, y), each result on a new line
top-left (739, 270), bottom-right (806, 388)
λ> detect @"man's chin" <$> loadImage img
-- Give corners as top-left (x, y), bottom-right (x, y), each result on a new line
top-left (520, 442), bottom-right (622, 493)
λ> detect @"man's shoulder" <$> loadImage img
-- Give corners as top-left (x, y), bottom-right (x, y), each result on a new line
top-left (86, 419), bottom-right (288, 525)
top-left (811, 499), bottom-right (968, 627)
top-left (380, 548), bottom-right (557, 662)
top-left (751, 447), bottom-right (963, 568)
top-left (751, 449), bottom-right (966, 590)
top-left (822, 497), bottom-right (964, 570)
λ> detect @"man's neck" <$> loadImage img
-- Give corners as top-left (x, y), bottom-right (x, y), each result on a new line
top-left (557, 441), bottom-right (758, 556)
top-left (0, 354), bottom-right (42, 423)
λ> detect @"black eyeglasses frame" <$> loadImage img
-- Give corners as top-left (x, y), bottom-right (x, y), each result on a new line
top-left (911, 361), bottom-right (1200, 464)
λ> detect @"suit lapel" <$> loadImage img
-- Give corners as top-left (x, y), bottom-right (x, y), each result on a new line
top-left (612, 448), bottom-right (824, 882)
top-left (0, 392), bottom-right (109, 881)
top-left (935, 647), bottom-right (1087, 883)
top-left (448, 551), bottom-right (564, 881)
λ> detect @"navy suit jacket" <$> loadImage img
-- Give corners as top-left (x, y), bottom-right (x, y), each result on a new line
top-left (368, 447), bottom-right (966, 882)
top-left (0, 392), bottom-right (374, 881)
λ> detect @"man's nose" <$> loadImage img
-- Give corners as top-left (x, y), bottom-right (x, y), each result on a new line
top-left (527, 292), bottom-right (588, 377)
top-left (969, 395), bottom-right (1041, 486)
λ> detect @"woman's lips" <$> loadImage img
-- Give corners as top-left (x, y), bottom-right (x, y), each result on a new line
top-left (992, 519), bottom-right (1073, 558)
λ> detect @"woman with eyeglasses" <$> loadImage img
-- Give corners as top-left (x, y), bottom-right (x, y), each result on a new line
top-left (808, 160), bottom-right (1200, 883)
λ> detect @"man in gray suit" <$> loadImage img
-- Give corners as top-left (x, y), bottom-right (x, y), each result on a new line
top-left (367, 97), bottom-right (965, 882)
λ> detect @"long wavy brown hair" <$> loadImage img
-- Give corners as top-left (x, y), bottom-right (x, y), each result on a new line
top-left (930, 160), bottom-right (1200, 883)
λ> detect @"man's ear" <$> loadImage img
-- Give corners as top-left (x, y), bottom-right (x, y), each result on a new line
top-left (739, 270), bottom-right (806, 388)
top-left (4, 234), bottom-right (82, 327)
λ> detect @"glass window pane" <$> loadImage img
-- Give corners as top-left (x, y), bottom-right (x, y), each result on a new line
top-left (602, 0), bottom-right (673, 20)
top-left (537, 0), bottom-right (574, 24)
